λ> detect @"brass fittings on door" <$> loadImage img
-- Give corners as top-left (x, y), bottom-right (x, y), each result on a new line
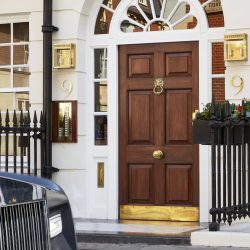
top-left (153, 150), bottom-right (164, 159)
top-left (153, 78), bottom-right (164, 95)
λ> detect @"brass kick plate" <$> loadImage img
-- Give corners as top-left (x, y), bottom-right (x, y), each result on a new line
top-left (120, 205), bottom-right (199, 222)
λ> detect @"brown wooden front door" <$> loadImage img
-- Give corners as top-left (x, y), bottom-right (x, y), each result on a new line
top-left (119, 42), bottom-right (199, 221)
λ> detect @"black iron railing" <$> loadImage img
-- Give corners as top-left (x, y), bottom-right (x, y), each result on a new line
top-left (0, 110), bottom-right (45, 177)
top-left (193, 101), bottom-right (250, 231)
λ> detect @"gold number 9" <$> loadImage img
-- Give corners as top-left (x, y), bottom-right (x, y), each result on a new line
top-left (61, 80), bottom-right (73, 97)
top-left (230, 75), bottom-right (244, 96)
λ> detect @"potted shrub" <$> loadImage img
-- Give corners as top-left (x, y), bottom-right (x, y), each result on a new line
top-left (192, 102), bottom-right (232, 145)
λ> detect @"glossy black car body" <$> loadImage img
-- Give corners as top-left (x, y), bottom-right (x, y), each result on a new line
top-left (0, 172), bottom-right (77, 250)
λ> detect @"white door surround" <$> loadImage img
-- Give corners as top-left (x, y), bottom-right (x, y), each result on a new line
top-left (80, 0), bottom-right (225, 222)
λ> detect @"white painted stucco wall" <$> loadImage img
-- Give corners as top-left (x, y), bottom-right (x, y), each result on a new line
top-left (221, 0), bottom-right (250, 101)
top-left (1, 0), bottom-right (249, 222)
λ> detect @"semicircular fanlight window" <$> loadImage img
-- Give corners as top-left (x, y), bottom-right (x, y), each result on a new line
top-left (95, 0), bottom-right (224, 34)
top-left (121, 0), bottom-right (197, 33)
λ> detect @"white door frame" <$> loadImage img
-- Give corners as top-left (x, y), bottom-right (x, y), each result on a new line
top-left (84, 0), bottom-right (225, 222)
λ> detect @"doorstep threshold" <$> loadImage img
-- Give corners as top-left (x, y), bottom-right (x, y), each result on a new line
top-left (75, 219), bottom-right (207, 245)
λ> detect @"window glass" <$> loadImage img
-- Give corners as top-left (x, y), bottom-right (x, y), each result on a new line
top-left (0, 21), bottom-right (29, 113)
top-left (102, 0), bottom-right (121, 10)
top-left (15, 92), bottom-right (29, 111)
top-left (13, 67), bottom-right (30, 87)
top-left (96, 0), bottom-right (224, 34)
top-left (13, 22), bottom-right (29, 42)
top-left (0, 23), bottom-right (11, 43)
top-left (95, 115), bottom-right (108, 145)
top-left (94, 49), bottom-right (107, 79)
top-left (0, 68), bottom-right (11, 88)
top-left (173, 16), bottom-right (197, 30)
top-left (0, 92), bottom-right (13, 110)
top-left (95, 8), bottom-right (113, 34)
top-left (95, 82), bottom-right (107, 112)
top-left (14, 45), bottom-right (29, 65)
top-left (0, 46), bottom-right (10, 65)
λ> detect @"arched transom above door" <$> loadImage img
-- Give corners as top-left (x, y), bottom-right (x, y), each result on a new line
top-left (95, 0), bottom-right (224, 34)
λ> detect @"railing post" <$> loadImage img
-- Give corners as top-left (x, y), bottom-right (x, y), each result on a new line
top-left (240, 100), bottom-right (247, 218)
top-left (13, 110), bottom-right (17, 173)
top-left (5, 110), bottom-right (10, 172)
top-left (209, 101), bottom-right (220, 231)
top-left (225, 101), bottom-right (233, 225)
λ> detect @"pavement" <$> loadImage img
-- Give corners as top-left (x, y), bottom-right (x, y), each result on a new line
top-left (75, 219), bottom-right (250, 249)
top-left (77, 243), bottom-right (248, 250)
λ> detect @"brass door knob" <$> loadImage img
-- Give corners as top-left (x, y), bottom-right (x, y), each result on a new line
top-left (153, 150), bottom-right (164, 159)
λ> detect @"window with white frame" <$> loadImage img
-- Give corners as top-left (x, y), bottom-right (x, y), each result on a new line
top-left (0, 22), bottom-right (30, 113)
top-left (94, 48), bottom-right (108, 145)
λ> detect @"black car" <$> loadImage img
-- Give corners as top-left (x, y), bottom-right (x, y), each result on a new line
top-left (0, 172), bottom-right (77, 250)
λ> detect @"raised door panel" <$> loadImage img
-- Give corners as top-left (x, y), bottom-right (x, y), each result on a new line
top-left (166, 165), bottom-right (192, 204)
top-left (165, 52), bottom-right (192, 76)
top-left (129, 164), bottom-right (154, 204)
top-left (128, 91), bottom-right (154, 145)
top-left (166, 90), bottom-right (192, 144)
top-left (128, 54), bottom-right (154, 78)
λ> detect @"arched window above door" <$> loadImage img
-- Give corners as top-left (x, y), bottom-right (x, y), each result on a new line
top-left (94, 0), bottom-right (224, 34)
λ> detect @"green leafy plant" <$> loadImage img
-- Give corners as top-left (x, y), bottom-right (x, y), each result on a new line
top-left (195, 103), bottom-right (212, 120)
top-left (244, 100), bottom-right (250, 111)
top-left (194, 101), bottom-right (242, 121)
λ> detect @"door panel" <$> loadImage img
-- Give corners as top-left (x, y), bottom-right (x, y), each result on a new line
top-left (128, 54), bottom-right (154, 78)
top-left (129, 164), bottom-right (154, 204)
top-left (166, 52), bottom-right (192, 76)
top-left (166, 165), bottom-right (192, 204)
top-left (166, 90), bottom-right (192, 144)
top-left (128, 91), bottom-right (154, 144)
top-left (119, 42), bottom-right (199, 221)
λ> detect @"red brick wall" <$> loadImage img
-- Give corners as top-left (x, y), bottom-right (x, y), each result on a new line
top-left (212, 42), bottom-right (225, 102)
top-left (212, 43), bottom-right (225, 74)
top-left (199, 0), bottom-right (224, 28)
top-left (212, 78), bottom-right (225, 103)
top-left (207, 13), bottom-right (224, 28)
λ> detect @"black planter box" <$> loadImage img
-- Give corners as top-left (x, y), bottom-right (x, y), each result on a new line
top-left (192, 120), bottom-right (250, 145)
top-left (192, 120), bottom-right (218, 145)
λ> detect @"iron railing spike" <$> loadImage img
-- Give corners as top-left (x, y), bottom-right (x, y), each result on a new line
top-left (20, 110), bottom-right (24, 125)
top-left (13, 110), bottom-right (17, 126)
top-left (5, 109), bottom-right (10, 125)
top-left (33, 110), bottom-right (38, 125)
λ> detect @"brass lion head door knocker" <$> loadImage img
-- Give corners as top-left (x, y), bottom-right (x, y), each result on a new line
top-left (153, 78), bottom-right (165, 95)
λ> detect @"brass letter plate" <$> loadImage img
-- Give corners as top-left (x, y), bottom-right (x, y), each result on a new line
top-left (97, 162), bottom-right (104, 188)
top-left (53, 43), bottom-right (76, 68)
top-left (224, 34), bottom-right (248, 61)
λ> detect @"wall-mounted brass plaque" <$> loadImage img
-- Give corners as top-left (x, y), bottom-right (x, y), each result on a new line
top-left (224, 34), bottom-right (248, 61)
top-left (97, 162), bottom-right (104, 188)
top-left (52, 101), bottom-right (77, 143)
top-left (53, 43), bottom-right (75, 68)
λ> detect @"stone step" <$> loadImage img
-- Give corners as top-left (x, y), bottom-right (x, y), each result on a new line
top-left (76, 232), bottom-right (190, 245)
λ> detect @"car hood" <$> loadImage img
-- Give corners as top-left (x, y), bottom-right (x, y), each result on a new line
top-left (0, 172), bottom-right (68, 208)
